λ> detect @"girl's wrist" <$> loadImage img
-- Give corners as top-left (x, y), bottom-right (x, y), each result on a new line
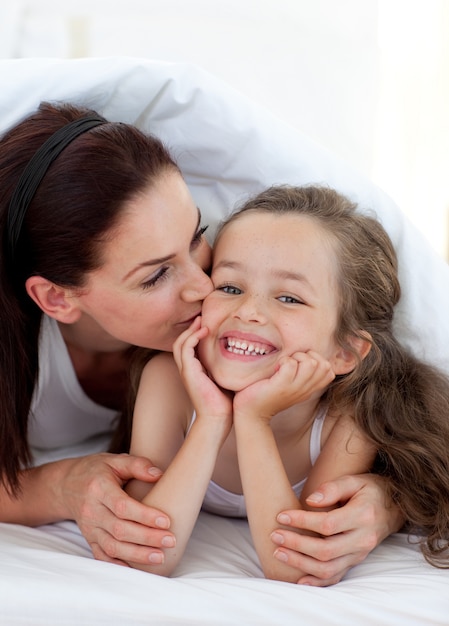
top-left (193, 412), bottom-right (232, 439)
top-left (233, 407), bottom-right (271, 426)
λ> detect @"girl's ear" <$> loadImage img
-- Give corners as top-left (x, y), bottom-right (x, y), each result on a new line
top-left (25, 276), bottom-right (82, 324)
top-left (332, 331), bottom-right (372, 375)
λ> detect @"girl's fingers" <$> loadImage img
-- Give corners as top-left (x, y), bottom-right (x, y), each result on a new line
top-left (282, 353), bottom-right (334, 394)
top-left (173, 317), bottom-right (205, 369)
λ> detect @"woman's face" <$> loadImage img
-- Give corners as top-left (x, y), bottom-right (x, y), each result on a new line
top-left (73, 170), bottom-right (213, 351)
top-left (198, 211), bottom-right (344, 391)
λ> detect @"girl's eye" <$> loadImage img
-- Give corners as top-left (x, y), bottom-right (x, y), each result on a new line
top-left (141, 266), bottom-right (169, 290)
top-left (278, 295), bottom-right (302, 304)
top-left (219, 284), bottom-right (242, 295)
top-left (191, 225), bottom-right (209, 248)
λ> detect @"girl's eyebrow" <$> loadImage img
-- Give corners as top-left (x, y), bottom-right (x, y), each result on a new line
top-left (276, 269), bottom-right (312, 286)
top-left (122, 209), bottom-right (201, 282)
top-left (212, 259), bottom-right (241, 272)
top-left (214, 260), bottom-right (312, 284)
top-left (213, 260), bottom-right (316, 293)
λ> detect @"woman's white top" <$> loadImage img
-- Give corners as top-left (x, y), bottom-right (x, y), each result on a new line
top-left (28, 316), bottom-right (117, 459)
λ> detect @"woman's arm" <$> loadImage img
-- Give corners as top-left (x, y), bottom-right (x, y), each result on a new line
top-left (0, 453), bottom-right (174, 566)
top-left (127, 324), bottom-right (233, 576)
top-left (271, 473), bottom-right (404, 586)
top-left (271, 414), bottom-right (402, 586)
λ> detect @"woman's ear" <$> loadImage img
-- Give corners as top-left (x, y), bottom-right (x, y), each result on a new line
top-left (332, 331), bottom-right (372, 375)
top-left (25, 276), bottom-right (82, 323)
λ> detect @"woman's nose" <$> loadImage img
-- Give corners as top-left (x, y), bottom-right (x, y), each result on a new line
top-left (182, 264), bottom-right (213, 302)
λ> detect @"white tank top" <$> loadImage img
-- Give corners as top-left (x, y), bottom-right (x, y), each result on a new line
top-left (28, 316), bottom-right (117, 456)
top-left (193, 404), bottom-right (327, 518)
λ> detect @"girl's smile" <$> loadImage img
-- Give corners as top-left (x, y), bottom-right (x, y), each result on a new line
top-left (197, 211), bottom-right (344, 392)
top-left (220, 331), bottom-right (277, 358)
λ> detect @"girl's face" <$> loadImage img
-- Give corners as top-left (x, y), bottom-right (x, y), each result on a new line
top-left (72, 170), bottom-right (213, 352)
top-left (198, 211), bottom-right (344, 391)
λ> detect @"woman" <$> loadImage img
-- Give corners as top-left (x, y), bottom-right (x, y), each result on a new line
top-left (0, 102), bottom-right (401, 584)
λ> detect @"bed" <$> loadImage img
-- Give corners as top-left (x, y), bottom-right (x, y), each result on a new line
top-left (0, 56), bottom-right (448, 625)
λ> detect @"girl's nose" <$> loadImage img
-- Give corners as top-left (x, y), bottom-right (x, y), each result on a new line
top-left (233, 294), bottom-right (267, 324)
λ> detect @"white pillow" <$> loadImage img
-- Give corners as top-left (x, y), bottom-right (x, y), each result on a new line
top-left (1, 57), bottom-right (448, 372)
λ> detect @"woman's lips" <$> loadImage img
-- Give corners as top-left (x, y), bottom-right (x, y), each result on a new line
top-left (176, 311), bottom-right (201, 326)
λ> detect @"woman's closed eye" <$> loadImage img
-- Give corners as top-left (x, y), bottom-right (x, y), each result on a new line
top-left (141, 266), bottom-right (170, 290)
top-left (140, 225), bottom-right (208, 291)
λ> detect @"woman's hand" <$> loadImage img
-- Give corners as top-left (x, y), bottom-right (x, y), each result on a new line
top-left (173, 316), bottom-right (233, 423)
top-left (271, 474), bottom-right (404, 586)
top-left (234, 350), bottom-right (334, 419)
top-left (59, 452), bottom-right (175, 566)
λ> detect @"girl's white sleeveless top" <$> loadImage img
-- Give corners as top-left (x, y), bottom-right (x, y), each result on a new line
top-left (190, 405), bottom-right (327, 518)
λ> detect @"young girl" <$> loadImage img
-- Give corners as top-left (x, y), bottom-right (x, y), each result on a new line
top-left (126, 185), bottom-right (449, 583)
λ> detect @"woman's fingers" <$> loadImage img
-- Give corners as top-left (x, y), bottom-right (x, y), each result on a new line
top-left (62, 453), bottom-right (177, 566)
top-left (272, 536), bottom-right (356, 585)
top-left (85, 511), bottom-right (176, 566)
top-left (271, 474), bottom-right (403, 585)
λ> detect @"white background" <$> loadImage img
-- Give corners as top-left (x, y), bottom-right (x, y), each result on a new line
top-left (1, 0), bottom-right (448, 259)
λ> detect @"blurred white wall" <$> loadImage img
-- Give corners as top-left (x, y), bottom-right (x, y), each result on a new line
top-left (1, 0), bottom-right (448, 259)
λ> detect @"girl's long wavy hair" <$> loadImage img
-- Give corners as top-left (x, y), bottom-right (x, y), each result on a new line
top-left (0, 102), bottom-right (180, 494)
top-left (217, 185), bottom-right (449, 567)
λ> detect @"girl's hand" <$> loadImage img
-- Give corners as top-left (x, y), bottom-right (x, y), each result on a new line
top-left (234, 350), bottom-right (334, 420)
top-left (59, 453), bottom-right (175, 566)
top-left (173, 317), bottom-right (233, 423)
top-left (271, 474), bottom-right (404, 586)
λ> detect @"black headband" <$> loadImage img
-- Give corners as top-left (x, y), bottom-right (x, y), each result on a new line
top-left (6, 115), bottom-right (105, 265)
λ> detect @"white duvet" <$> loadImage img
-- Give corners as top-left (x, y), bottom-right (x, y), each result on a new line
top-left (0, 57), bottom-right (448, 625)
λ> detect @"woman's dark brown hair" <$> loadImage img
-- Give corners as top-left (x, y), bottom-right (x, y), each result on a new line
top-left (0, 102), bottom-right (180, 494)
top-left (218, 185), bottom-right (449, 567)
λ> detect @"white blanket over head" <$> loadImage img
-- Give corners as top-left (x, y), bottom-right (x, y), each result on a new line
top-left (0, 57), bottom-right (448, 625)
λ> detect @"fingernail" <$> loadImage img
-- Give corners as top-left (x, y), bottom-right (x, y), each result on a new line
top-left (271, 532), bottom-right (284, 545)
top-left (306, 491), bottom-right (324, 503)
top-left (155, 516), bottom-right (170, 529)
top-left (277, 513), bottom-right (291, 524)
top-left (148, 467), bottom-right (163, 477)
top-left (274, 549), bottom-right (288, 563)
top-left (149, 552), bottom-right (164, 564)
top-left (161, 535), bottom-right (175, 548)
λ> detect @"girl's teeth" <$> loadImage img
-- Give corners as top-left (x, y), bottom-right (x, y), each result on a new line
top-left (226, 338), bottom-right (267, 356)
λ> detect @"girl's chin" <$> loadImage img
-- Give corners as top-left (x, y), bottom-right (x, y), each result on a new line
top-left (212, 371), bottom-right (267, 393)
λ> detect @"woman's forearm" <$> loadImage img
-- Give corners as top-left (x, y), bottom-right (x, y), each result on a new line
top-left (1, 453), bottom-right (177, 568)
top-left (0, 458), bottom-right (80, 525)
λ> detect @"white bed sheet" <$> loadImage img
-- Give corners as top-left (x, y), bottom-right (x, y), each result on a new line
top-left (0, 57), bottom-right (448, 625)
top-left (1, 515), bottom-right (448, 626)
